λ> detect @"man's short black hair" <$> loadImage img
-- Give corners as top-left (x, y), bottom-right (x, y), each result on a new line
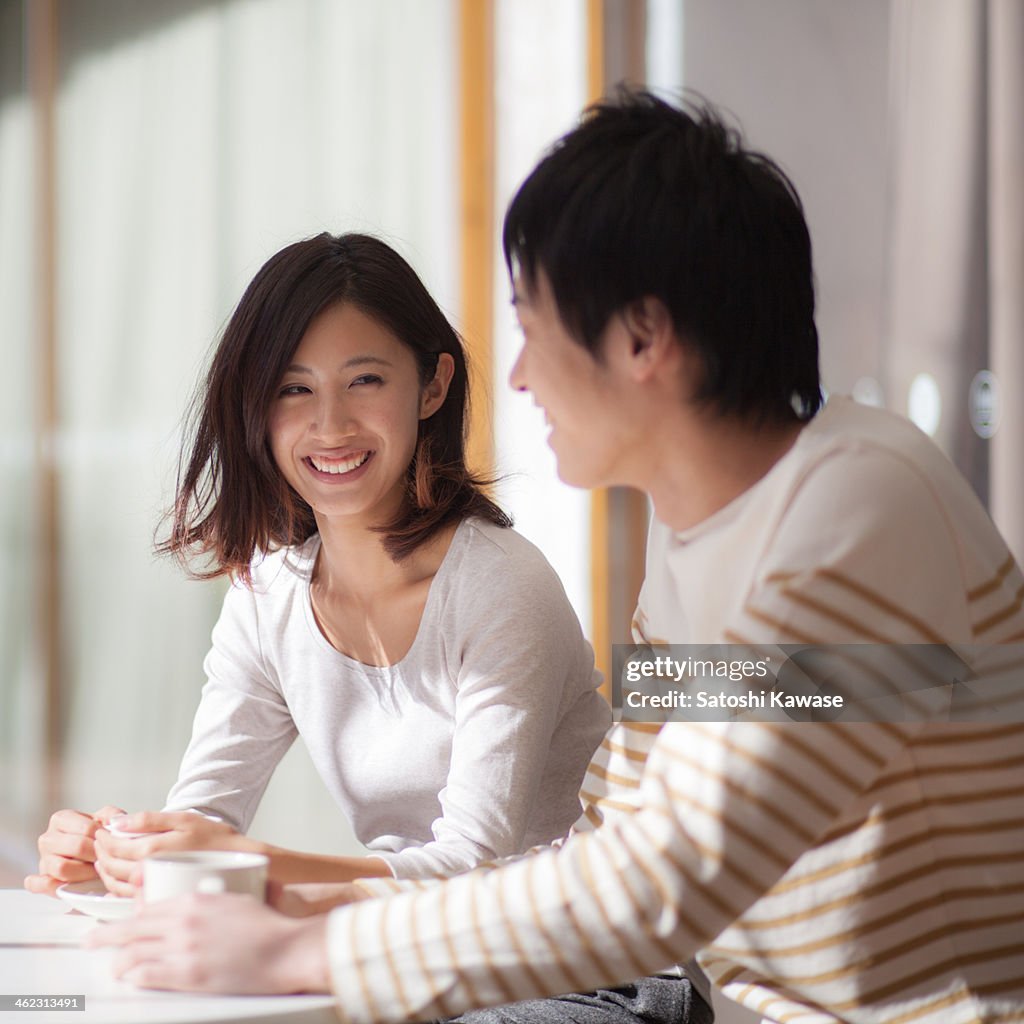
top-left (503, 87), bottom-right (822, 425)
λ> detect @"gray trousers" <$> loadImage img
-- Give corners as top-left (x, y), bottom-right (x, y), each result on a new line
top-left (448, 976), bottom-right (713, 1024)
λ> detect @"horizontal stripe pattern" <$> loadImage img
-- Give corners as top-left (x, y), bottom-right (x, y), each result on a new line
top-left (572, 721), bottom-right (664, 831)
top-left (969, 557), bottom-right (1024, 641)
top-left (326, 705), bottom-right (1024, 1024)
top-left (328, 688), bottom-right (1024, 1024)
top-left (697, 567), bottom-right (1024, 1024)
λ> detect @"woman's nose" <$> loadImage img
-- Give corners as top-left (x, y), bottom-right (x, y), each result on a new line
top-left (313, 397), bottom-right (357, 441)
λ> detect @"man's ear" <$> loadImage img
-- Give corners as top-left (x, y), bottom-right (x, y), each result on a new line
top-left (420, 353), bottom-right (456, 419)
top-left (620, 296), bottom-right (678, 381)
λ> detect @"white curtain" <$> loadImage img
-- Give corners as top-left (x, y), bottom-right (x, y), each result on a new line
top-left (987, 0), bottom-right (1024, 566)
top-left (492, 0), bottom-right (592, 629)
top-left (885, 0), bottom-right (1024, 563)
top-left (1, 0), bottom-right (458, 866)
top-left (885, 0), bottom-right (989, 496)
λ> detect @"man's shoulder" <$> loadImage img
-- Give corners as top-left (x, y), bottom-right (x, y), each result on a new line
top-left (643, 398), bottom-right (1017, 644)
top-left (792, 396), bottom-right (952, 483)
top-left (799, 394), bottom-right (924, 448)
top-left (745, 402), bottom-right (1016, 643)
top-left (788, 397), bottom-right (989, 534)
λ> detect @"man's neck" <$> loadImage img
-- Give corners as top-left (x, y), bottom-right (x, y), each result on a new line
top-left (643, 411), bottom-right (806, 533)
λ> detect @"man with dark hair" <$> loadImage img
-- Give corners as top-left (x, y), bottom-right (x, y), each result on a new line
top-left (503, 91), bottom-right (821, 427)
top-left (93, 89), bottom-right (1024, 1024)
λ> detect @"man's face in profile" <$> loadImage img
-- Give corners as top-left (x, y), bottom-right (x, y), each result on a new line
top-left (508, 272), bottom-right (636, 491)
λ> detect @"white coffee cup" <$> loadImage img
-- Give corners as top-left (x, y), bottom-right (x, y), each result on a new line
top-left (142, 851), bottom-right (269, 903)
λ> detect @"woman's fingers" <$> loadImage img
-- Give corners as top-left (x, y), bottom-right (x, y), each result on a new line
top-left (49, 808), bottom-right (101, 835)
top-left (35, 854), bottom-right (102, 884)
top-left (38, 809), bottom-right (101, 859)
top-left (100, 812), bottom-right (240, 855)
top-left (109, 810), bottom-right (220, 834)
top-left (23, 873), bottom-right (66, 896)
top-left (91, 805), bottom-right (128, 825)
top-left (94, 815), bottom-right (241, 896)
top-left (95, 859), bottom-right (137, 898)
top-left (34, 809), bottom-right (105, 891)
top-left (95, 825), bottom-right (234, 870)
top-left (36, 806), bottom-right (121, 870)
top-left (95, 829), bottom-right (152, 861)
top-left (38, 829), bottom-right (98, 863)
top-left (27, 805), bottom-right (128, 897)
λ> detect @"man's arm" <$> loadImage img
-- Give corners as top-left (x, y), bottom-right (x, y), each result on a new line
top-left (324, 717), bottom-right (908, 1024)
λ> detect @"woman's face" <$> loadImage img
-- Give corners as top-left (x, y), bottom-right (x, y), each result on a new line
top-left (268, 302), bottom-right (449, 529)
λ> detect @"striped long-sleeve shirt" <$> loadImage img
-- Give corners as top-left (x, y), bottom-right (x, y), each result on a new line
top-left (326, 398), bottom-right (1024, 1024)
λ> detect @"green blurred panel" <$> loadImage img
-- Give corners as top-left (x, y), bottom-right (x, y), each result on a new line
top-left (0, 0), bottom-right (44, 864)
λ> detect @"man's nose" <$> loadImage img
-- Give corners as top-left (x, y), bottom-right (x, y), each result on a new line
top-left (508, 344), bottom-right (528, 393)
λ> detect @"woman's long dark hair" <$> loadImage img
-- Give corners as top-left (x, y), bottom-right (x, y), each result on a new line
top-left (158, 232), bottom-right (509, 582)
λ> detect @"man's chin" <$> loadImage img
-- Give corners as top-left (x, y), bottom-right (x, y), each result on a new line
top-left (553, 458), bottom-right (596, 491)
top-left (548, 434), bottom-right (608, 489)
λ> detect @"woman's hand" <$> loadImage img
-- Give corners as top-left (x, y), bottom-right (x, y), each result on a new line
top-left (25, 805), bottom-right (126, 897)
top-left (94, 811), bottom-right (256, 897)
top-left (269, 880), bottom-right (373, 917)
top-left (85, 893), bottom-right (330, 994)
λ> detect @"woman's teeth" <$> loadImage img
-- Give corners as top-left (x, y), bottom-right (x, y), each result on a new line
top-left (308, 452), bottom-right (371, 475)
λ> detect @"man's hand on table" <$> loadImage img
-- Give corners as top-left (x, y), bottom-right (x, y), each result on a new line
top-left (85, 893), bottom-right (332, 994)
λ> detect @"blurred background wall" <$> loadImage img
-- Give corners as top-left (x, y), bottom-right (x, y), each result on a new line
top-left (1, 2), bottom-right (1021, 1019)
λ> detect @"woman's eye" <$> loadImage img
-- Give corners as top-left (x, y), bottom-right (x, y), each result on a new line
top-left (278, 384), bottom-right (310, 396)
top-left (350, 374), bottom-right (383, 387)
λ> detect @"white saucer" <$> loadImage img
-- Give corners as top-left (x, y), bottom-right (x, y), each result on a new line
top-left (55, 880), bottom-right (136, 921)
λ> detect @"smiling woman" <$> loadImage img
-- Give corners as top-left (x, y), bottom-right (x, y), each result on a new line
top-left (26, 233), bottom-right (610, 896)
top-left (268, 303), bottom-right (451, 541)
top-left (166, 233), bottom-right (500, 575)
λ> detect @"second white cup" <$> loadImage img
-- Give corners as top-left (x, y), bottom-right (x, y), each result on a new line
top-left (142, 851), bottom-right (269, 903)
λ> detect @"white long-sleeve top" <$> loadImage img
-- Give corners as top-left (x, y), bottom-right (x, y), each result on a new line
top-left (164, 517), bottom-right (611, 879)
top-left (326, 398), bottom-right (1024, 1023)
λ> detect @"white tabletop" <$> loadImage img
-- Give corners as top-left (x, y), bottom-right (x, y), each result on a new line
top-left (0, 890), bottom-right (339, 1024)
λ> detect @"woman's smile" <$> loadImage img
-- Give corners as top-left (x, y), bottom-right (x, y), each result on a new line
top-left (305, 450), bottom-right (374, 479)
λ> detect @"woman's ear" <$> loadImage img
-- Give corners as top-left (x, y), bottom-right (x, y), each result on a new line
top-left (419, 352), bottom-right (456, 419)
top-left (620, 296), bottom-right (678, 381)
